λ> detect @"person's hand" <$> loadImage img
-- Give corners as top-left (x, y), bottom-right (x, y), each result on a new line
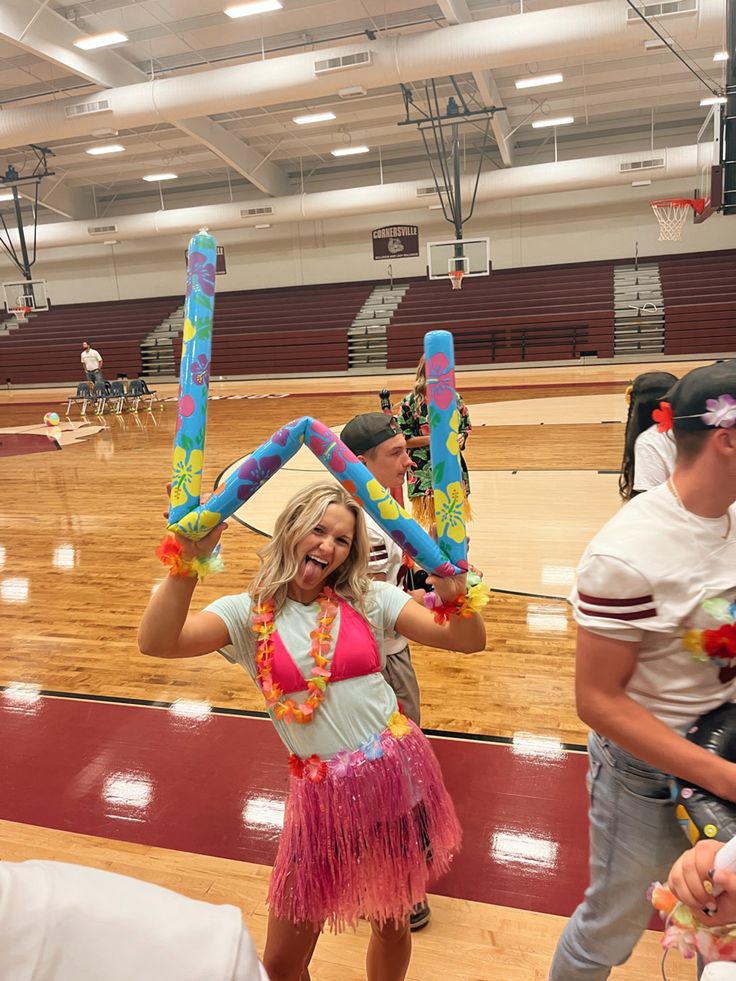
top-left (162, 483), bottom-right (228, 559)
top-left (427, 572), bottom-right (467, 605)
top-left (668, 840), bottom-right (736, 927)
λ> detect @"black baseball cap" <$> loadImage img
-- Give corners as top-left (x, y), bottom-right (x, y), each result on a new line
top-left (668, 362), bottom-right (736, 432)
top-left (340, 412), bottom-right (402, 455)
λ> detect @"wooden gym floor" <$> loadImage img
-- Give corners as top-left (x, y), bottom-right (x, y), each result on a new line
top-left (0, 360), bottom-right (709, 980)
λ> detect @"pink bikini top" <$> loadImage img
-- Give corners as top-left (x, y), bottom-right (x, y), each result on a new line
top-left (269, 600), bottom-right (381, 695)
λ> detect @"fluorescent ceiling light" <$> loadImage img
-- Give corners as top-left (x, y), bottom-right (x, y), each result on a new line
top-left (74, 30), bottom-right (128, 50)
top-left (631, 179), bottom-right (652, 187)
top-left (532, 116), bottom-right (574, 128)
top-left (0, 192), bottom-right (14, 201)
top-left (331, 145), bottom-right (370, 157)
top-left (224, 0), bottom-right (282, 17)
top-left (85, 144), bottom-right (125, 156)
top-left (713, 51), bottom-right (729, 62)
top-left (515, 72), bottom-right (563, 89)
top-left (103, 240), bottom-right (119, 245)
top-left (700, 95), bottom-right (727, 105)
top-left (142, 172), bottom-right (178, 181)
top-left (293, 111), bottom-right (336, 125)
top-left (255, 223), bottom-right (271, 228)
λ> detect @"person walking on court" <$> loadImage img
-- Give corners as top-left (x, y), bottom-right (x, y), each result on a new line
top-left (397, 357), bottom-right (472, 532)
top-left (340, 411), bottom-right (432, 931)
top-left (550, 361), bottom-right (736, 980)
top-left (139, 481), bottom-right (485, 981)
top-left (618, 370), bottom-right (678, 501)
top-left (81, 341), bottom-right (104, 385)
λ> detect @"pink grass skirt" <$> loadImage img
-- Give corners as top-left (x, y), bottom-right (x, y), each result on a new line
top-left (267, 721), bottom-right (461, 931)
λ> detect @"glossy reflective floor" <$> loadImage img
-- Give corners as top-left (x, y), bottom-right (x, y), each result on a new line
top-left (0, 361), bottom-right (708, 980)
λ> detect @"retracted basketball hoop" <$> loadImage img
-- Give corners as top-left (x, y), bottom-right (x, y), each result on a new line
top-left (650, 198), bottom-right (706, 242)
top-left (448, 269), bottom-right (465, 291)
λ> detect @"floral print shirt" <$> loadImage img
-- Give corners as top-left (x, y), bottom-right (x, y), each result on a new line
top-left (397, 392), bottom-right (472, 500)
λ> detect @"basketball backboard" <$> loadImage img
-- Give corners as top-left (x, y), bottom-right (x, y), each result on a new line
top-left (2, 279), bottom-right (49, 312)
top-left (694, 104), bottom-right (724, 223)
top-left (427, 237), bottom-right (491, 279)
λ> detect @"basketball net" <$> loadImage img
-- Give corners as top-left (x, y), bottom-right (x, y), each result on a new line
top-left (650, 198), bottom-right (704, 242)
top-left (449, 269), bottom-right (465, 291)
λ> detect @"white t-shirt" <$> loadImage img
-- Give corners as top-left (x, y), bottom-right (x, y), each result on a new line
top-left (209, 581), bottom-right (412, 759)
top-left (571, 482), bottom-right (736, 729)
top-left (0, 860), bottom-right (267, 981)
top-left (633, 424), bottom-right (677, 492)
top-left (80, 348), bottom-right (102, 370)
top-left (365, 511), bottom-right (409, 657)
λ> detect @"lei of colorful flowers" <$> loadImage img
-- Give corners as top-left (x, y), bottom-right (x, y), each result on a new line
top-left (654, 394), bottom-right (736, 433)
top-left (252, 589), bottom-right (338, 724)
top-left (422, 575), bottom-right (490, 624)
top-left (155, 534), bottom-right (224, 580)
top-left (683, 598), bottom-right (736, 668)
top-left (650, 881), bottom-right (736, 962)
top-left (287, 711), bottom-right (413, 783)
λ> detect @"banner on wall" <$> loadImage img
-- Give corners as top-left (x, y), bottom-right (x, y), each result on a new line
top-left (372, 225), bottom-right (419, 260)
top-left (184, 245), bottom-right (227, 274)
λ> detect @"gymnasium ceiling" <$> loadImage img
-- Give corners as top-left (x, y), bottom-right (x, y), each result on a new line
top-left (0, 0), bottom-right (728, 226)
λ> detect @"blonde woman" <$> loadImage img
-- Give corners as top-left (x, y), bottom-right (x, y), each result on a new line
top-left (397, 357), bottom-right (472, 531)
top-left (139, 482), bottom-right (485, 981)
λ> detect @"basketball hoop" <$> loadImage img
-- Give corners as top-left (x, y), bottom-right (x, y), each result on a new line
top-left (650, 198), bottom-right (705, 242)
top-left (10, 305), bottom-right (29, 323)
top-left (448, 269), bottom-right (465, 291)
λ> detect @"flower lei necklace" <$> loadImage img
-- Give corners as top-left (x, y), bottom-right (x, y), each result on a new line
top-left (251, 588), bottom-right (338, 724)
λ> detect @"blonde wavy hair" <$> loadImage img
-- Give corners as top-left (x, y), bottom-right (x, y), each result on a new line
top-left (412, 356), bottom-right (427, 407)
top-left (249, 481), bottom-right (371, 613)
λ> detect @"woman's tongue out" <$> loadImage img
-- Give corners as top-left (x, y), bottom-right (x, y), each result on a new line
top-left (302, 555), bottom-right (327, 587)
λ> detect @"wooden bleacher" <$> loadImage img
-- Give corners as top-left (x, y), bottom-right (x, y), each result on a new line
top-left (658, 249), bottom-right (736, 356)
top-left (172, 281), bottom-right (372, 376)
top-left (0, 296), bottom-right (180, 385)
top-left (386, 262), bottom-right (616, 368)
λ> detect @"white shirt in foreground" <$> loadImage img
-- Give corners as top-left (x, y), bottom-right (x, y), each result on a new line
top-left (570, 482), bottom-right (736, 729)
top-left (0, 860), bottom-right (268, 981)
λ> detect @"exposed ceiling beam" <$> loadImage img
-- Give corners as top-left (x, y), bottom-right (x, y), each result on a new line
top-left (175, 117), bottom-right (291, 198)
top-left (0, 0), bottom-right (290, 197)
top-left (435, 0), bottom-right (515, 166)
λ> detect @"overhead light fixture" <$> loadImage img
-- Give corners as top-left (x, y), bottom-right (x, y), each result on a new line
top-left (293, 111), bottom-right (336, 125)
top-left (224, 0), bottom-right (282, 17)
top-left (103, 239), bottom-right (119, 245)
top-left (532, 116), bottom-right (574, 128)
top-left (713, 51), bottom-right (729, 62)
top-left (700, 95), bottom-right (727, 105)
top-left (0, 191), bottom-right (14, 201)
top-left (85, 144), bottom-right (125, 156)
top-left (74, 30), bottom-right (128, 50)
top-left (142, 172), bottom-right (178, 181)
top-left (338, 85), bottom-right (367, 99)
top-left (255, 223), bottom-right (271, 229)
top-left (515, 72), bottom-right (563, 89)
top-left (331, 145), bottom-right (370, 157)
top-left (631, 179), bottom-right (652, 187)
top-left (428, 204), bottom-right (443, 210)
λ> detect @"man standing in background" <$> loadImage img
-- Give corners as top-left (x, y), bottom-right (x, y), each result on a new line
top-left (81, 341), bottom-right (104, 385)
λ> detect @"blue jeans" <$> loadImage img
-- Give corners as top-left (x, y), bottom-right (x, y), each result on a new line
top-left (549, 732), bottom-right (687, 980)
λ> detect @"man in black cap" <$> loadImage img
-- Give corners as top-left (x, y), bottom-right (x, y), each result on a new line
top-left (341, 411), bottom-right (432, 930)
top-left (551, 361), bottom-right (736, 980)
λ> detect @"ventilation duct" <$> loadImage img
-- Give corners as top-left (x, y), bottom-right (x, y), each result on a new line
top-left (11, 144), bottom-right (700, 252)
top-left (0, 0), bottom-right (724, 149)
top-left (619, 156), bottom-right (666, 172)
top-left (64, 100), bottom-right (112, 118)
top-left (314, 51), bottom-right (372, 75)
top-left (626, 0), bottom-right (697, 18)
